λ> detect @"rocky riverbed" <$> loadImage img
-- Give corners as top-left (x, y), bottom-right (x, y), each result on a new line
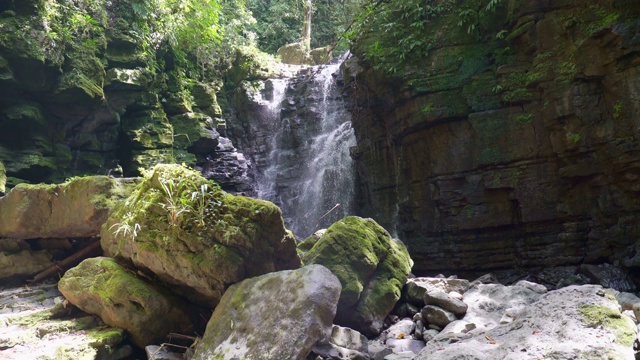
top-left (1, 165), bottom-right (640, 359)
top-left (2, 271), bottom-right (639, 360)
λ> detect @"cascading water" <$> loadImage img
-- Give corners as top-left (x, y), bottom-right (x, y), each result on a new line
top-left (244, 61), bottom-right (356, 239)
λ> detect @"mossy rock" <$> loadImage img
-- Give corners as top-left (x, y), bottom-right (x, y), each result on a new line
top-left (100, 164), bottom-right (300, 306)
top-left (162, 91), bottom-right (193, 115)
top-left (58, 257), bottom-right (193, 348)
top-left (299, 216), bottom-right (413, 337)
top-left (52, 69), bottom-right (105, 105)
top-left (579, 304), bottom-right (637, 348)
top-left (127, 149), bottom-right (197, 176)
top-left (104, 68), bottom-right (154, 90)
top-left (120, 109), bottom-right (174, 150)
top-left (310, 46), bottom-right (332, 65)
top-left (169, 112), bottom-right (220, 154)
top-left (0, 147), bottom-right (56, 183)
top-left (0, 176), bottom-right (138, 239)
top-left (277, 41), bottom-right (312, 65)
top-left (191, 82), bottom-right (218, 108)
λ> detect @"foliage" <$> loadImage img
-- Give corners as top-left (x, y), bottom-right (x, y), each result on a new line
top-left (110, 165), bottom-right (227, 243)
top-left (246, 0), bottom-right (362, 54)
top-left (346, 0), bottom-right (453, 74)
top-left (613, 101), bottom-right (623, 119)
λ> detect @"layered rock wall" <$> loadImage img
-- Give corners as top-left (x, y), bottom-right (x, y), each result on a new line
top-left (0, 1), bottom-right (252, 193)
top-left (347, 1), bottom-right (640, 274)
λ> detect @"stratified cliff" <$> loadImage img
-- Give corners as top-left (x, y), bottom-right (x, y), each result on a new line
top-left (0, 0), bottom-right (252, 193)
top-left (346, 0), bottom-right (640, 274)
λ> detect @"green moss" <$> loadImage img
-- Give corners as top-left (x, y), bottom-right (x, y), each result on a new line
top-left (578, 304), bottom-right (637, 347)
top-left (55, 69), bottom-right (105, 101)
top-left (86, 327), bottom-right (124, 348)
top-left (301, 216), bottom-right (412, 313)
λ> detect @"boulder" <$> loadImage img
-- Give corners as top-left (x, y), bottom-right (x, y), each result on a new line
top-left (192, 265), bottom-right (341, 360)
top-left (276, 41), bottom-right (311, 65)
top-left (0, 244), bottom-right (51, 282)
top-left (101, 164), bottom-right (300, 306)
top-left (58, 257), bottom-right (193, 348)
top-left (300, 216), bottom-right (413, 337)
top-left (579, 263), bottom-right (637, 292)
top-left (0, 176), bottom-right (137, 239)
top-left (405, 278), bottom-right (470, 306)
top-left (417, 285), bottom-right (637, 360)
top-left (330, 325), bottom-right (368, 353)
top-left (421, 305), bottom-right (457, 328)
top-left (310, 46), bottom-right (332, 65)
top-left (424, 291), bottom-right (468, 316)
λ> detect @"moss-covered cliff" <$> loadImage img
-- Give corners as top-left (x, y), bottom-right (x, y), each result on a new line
top-left (0, 0), bottom-right (258, 191)
top-left (346, 0), bottom-right (640, 274)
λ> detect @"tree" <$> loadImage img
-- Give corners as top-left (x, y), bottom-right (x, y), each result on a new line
top-left (302, 0), bottom-right (312, 52)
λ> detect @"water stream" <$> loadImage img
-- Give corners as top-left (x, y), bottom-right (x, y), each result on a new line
top-left (247, 61), bottom-right (356, 239)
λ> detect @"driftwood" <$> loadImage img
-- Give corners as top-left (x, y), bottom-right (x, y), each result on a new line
top-left (27, 240), bottom-right (102, 284)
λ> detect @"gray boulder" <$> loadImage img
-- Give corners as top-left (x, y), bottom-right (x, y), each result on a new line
top-left (421, 305), bottom-right (457, 328)
top-left (424, 291), bottom-right (468, 316)
top-left (405, 278), bottom-right (470, 306)
top-left (192, 265), bottom-right (341, 360)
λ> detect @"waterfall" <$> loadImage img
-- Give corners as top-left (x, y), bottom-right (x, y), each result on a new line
top-left (241, 61), bottom-right (356, 239)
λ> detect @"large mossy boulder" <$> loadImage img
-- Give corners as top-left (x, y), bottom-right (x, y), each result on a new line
top-left (0, 176), bottom-right (137, 239)
top-left (192, 264), bottom-right (342, 360)
top-left (298, 216), bottom-right (413, 337)
top-left (100, 164), bottom-right (300, 306)
top-left (276, 41), bottom-right (311, 65)
top-left (58, 257), bottom-right (193, 348)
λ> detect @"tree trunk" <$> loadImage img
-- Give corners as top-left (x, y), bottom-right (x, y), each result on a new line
top-left (302, 0), bottom-right (312, 52)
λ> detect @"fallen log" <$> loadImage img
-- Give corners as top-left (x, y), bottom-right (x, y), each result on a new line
top-left (27, 240), bottom-right (102, 284)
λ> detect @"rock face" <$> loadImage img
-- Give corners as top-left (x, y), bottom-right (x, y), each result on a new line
top-left (0, 176), bottom-right (136, 239)
top-left (101, 164), bottom-right (300, 306)
top-left (417, 285), bottom-right (637, 359)
top-left (192, 265), bottom-right (341, 360)
top-left (299, 216), bottom-right (413, 337)
top-left (58, 257), bottom-right (192, 348)
top-left (228, 63), bottom-right (356, 239)
top-left (346, 0), bottom-right (640, 274)
top-left (0, 1), bottom-right (252, 195)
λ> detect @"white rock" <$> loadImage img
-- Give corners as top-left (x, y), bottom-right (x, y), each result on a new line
top-left (416, 285), bottom-right (637, 360)
top-left (385, 318), bottom-right (416, 341)
top-left (330, 325), bottom-right (368, 353)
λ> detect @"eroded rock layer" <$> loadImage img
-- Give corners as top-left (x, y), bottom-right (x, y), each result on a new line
top-left (346, 1), bottom-right (640, 274)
